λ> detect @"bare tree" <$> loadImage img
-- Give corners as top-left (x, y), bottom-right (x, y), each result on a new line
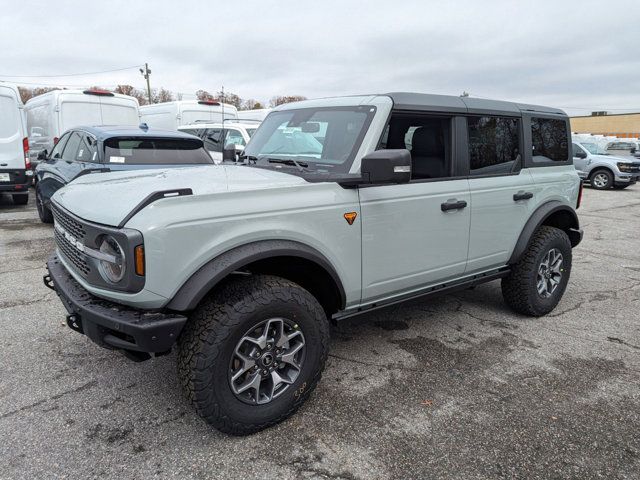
top-left (154, 88), bottom-right (174, 103)
top-left (269, 95), bottom-right (307, 107)
top-left (241, 98), bottom-right (264, 110)
top-left (115, 84), bottom-right (149, 105)
top-left (216, 91), bottom-right (242, 109)
top-left (18, 86), bottom-right (60, 103)
top-left (196, 89), bottom-right (215, 101)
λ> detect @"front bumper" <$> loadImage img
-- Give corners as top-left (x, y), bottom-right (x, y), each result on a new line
top-left (614, 172), bottom-right (640, 184)
top-left (45, 254), bottom-right (187, 353)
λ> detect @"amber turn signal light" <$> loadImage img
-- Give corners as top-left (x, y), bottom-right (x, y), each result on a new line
top-left (344, 212), bottom-right (357, 225)
top-left (134, 245), bottom-right (145, 276)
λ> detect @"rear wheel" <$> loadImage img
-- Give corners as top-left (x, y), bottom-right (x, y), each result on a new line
top-left (36, 184), bottom-right (53, 223)
top-left (502, 226), bottom-right (572, 316)
top-left (590, 169), bottom-right (613, 190)
top-left (177, 274), bottom-right (330, 435)
top-left (12, 194), bottom-right (28, 205)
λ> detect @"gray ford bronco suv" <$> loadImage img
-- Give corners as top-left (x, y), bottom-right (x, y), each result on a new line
top-left (44, 93), bottom-right (583, 435)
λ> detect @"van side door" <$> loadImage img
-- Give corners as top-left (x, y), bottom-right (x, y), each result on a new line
top-left (359, 113), bottom-right (471, 305)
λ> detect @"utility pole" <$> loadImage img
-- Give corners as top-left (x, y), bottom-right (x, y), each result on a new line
top-left (139, 63), bottom-right (152, 104)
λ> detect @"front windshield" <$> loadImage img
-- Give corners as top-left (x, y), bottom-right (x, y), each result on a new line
top-left (243, 106), bottom-right (376, 173)
top-left (580, 143), bottom-right (607, 155)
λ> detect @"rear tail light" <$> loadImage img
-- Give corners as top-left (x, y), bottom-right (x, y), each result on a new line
top-left (23, 137), bottom-right (31, 170)
top-left (576, 180), bottom-right (583, 209)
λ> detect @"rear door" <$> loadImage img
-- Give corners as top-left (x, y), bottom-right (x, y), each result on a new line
top-left (0, 86), bottom-right (24, 170)
top-left (465, 114), bottom-right (535, 273)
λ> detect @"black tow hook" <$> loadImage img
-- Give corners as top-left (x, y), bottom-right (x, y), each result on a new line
top-left (43, 273), bottom-right (55, 291)
top-left (66, 314), bottom-right (84, 334)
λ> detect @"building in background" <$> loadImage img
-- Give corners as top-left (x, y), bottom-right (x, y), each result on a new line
top-left (570, 112), bottom-right (640, 138)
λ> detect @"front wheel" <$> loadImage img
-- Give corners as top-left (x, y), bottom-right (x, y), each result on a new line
top-left (590, 169), bottom-right (613, 190)
top-left (36, 184), bottom-right (53, 223)
top-left (177, 275), bottom-right (330, 435)
top-left (502, 226), bottom-right (572, 316)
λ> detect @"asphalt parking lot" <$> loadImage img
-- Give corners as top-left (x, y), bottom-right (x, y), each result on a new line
top-left (1, 186), bottom-right (639, 480)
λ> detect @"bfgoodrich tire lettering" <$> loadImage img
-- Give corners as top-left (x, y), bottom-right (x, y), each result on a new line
top-left (502, 226), bottom-right (572, 316)
top-left (177, 274), bottom-right (330, 435)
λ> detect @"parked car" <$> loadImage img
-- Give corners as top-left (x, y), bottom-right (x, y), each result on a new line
top-left (26, 89), bottom-right (140, 170)
top-left (0, 82), bottom-right (31, 205)
top-left (34, 125), bottom-right (213, 223)
top-left (139, 100), bottom-right (238, 130)
top-left (44, 92), bottom-right (582, 435)
top-left (606, 140), bottom-right (639, 158)
top-left (572, 141), bottom-right (640, 189)
top-left (178, 121), bottom-right (259, 162)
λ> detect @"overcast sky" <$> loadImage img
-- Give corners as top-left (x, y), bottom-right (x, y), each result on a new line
top-left (1, 0), bottom-right (638, 115)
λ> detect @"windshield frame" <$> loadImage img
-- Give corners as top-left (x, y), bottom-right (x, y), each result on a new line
top-left (242, 105), bottom-right (377, 174)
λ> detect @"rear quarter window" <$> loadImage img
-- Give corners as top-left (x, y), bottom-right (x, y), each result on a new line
top-left (0, 95), bottom-right (19, 137)
top-left (531, 118), bottom-right (569, 163)
top-left (103, 137), bottom-right (213, 165)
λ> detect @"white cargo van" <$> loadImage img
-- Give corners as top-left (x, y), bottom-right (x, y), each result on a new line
top-left (236, 108), bottom-right (270, 122)
top-left (139, 100), bottom-right (238, 130)
top-left (0, 83), bottom-right (31, 205)
top-left (25, 89), bottom-right (140, 162)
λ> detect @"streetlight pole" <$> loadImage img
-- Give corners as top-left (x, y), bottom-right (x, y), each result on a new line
top-left (139, 63), bottom-right (152, 104)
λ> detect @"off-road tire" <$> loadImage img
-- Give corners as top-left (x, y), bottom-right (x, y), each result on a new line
top-left (36, 184), bottom-right (53, 223)
top-left (177, 274), bottom-right (330, 435)
top-left (589, 169), bottom-right (613, 190)
top-left (12, 194), bottom-right (28, 205)
top-left (502, 226), bottom-right (572, 316)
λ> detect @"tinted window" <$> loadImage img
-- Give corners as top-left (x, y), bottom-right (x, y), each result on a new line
top-left (531, 118), bottom-right (569, 163)
top-left (572, 143), bottom-right (585, 157)
top-left (468, 116), bottom-right (520, 175)
top-left (50, 133), bottom-right (70, 159)
top-left (61, 132), bottom-right (82, 162)
top-left (380, 115), bottom-right (452, 180)
top-left (103, 137), bottom-right (213, 165)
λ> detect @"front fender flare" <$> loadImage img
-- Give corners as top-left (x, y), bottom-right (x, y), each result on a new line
top-left (166, 240), bottom-right (346, 312)
top-left (508, 201), bottom-right (581, 264)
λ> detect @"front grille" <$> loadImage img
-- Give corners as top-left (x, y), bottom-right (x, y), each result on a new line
top-left (52, 205), bottom-right (86, 241)
top-left (54, 229), bottom-right (91, 276)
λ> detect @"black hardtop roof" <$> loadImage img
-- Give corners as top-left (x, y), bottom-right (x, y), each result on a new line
top-left (72, 125), bottom-right (202, 141)
top-left (385, 92), bottom-right (566, 116)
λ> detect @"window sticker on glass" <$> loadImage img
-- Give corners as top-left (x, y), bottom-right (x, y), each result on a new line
top-left (110, 156), bottom-right (126, 163)
top-left (92, 151), bottom-right (97, 161)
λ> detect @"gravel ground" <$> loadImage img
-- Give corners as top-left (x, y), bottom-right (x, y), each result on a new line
top-left (0, 185), bottom-right (639, 479)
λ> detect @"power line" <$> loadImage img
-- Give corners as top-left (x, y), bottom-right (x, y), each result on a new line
top-left (0, 65), bottom-right (142, 78)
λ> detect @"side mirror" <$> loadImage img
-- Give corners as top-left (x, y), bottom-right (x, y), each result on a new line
top-left (223, 144), bottom-right (237, 161)
top-left (37, 150), bottom-right (48, 161)
top-left (360, 149), bottom-right (411, 184)
top-left (574, 150), bottom-right (587, 159)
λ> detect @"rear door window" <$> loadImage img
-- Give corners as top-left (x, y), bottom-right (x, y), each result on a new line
top-left (50, 133), bottom-right (70, 159)
top-left (531, 118), bottom-right (569, 163)
top-left (225, 129), bottom-right (246, 147)
top-left (76, 134), bottom-right (98, 162)
top-left (103, 137), bottom-right (213, 164)
top-left (61, 132), bottom-right (82, 162)
top-left (467, 116), bottom-right (521, 176)
top-left (0, 94), bottom-right (19, 137)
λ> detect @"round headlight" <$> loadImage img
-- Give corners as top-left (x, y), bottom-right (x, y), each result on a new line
top-left (98, 235), bottom-right (126, 283)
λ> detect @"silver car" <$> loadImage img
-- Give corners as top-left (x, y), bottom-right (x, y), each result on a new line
top-left (572, 142), bottom-right (640, 189)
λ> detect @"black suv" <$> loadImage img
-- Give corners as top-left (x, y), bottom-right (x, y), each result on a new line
top-left (34, 125), bottom-right (213, 223)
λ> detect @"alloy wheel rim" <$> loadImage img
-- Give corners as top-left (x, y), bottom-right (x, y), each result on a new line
top-left (593, 173), bottom-right (608, 188)
top-left (228, 318), bottom-right (305, 405)
top-left (537, 248), bottom-right (563, 298)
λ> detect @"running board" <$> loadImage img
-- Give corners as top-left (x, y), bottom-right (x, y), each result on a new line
top-left (333, 267), bottom-right (510, 321)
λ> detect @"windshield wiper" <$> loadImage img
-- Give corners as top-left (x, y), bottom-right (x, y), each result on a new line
top-left (267, 158), bottom-right (308, 171)
top-left (238, 154), bottom-right (258, 164)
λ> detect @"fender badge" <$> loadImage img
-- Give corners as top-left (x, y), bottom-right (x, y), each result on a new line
top-left (343, 212), bottom-right (357, 225)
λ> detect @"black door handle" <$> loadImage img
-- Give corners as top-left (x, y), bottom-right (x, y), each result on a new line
top-left (441, 199), bottom-right (467, 211)
top-left (513, 191), bottom-right (533, 201)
